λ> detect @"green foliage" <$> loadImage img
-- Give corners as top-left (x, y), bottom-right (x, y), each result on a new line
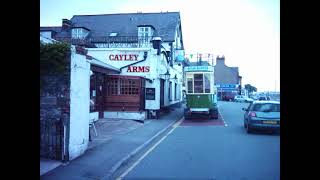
top-left (244, 84), bottom-right (257, 94)
top-left (40, 41), bottom-right (71, 76)
top-left (40, 41), bottom-right (71, 89)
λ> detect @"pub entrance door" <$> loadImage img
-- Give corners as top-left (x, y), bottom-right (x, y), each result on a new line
top-left (160, 79), bottom-right (164, 108)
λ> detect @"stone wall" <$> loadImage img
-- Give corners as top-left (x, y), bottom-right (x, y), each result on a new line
top-left (40, 62), bottom-right (70, 161)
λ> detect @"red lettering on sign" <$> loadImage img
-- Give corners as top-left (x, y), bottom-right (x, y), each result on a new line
top-left (126, 66), bottom-right (150, 72)
top-left (118, 54), bottom-right (123, 60)
top-left (138, 66), bottom-right (144, 72)
top-left (145, 66), bottom-right (150, 72)
top-left (133, 55), bottom-right (138, 60)
top-left (109, 55), bottom-right (114, 60)
top-left (109, 54), bottom-right (139, 61)
top-left (132, 66), bottom-right (138, 72)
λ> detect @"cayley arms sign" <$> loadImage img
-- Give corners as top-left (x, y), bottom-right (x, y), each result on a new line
top-left (109, 53), bottom-right (150, 73)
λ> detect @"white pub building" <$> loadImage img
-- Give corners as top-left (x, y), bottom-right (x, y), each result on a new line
top-left (40, 12), bottom-right (185, 120)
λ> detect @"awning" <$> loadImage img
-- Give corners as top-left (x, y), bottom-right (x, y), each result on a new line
top-left (89, 58), bottom-right (120, 72)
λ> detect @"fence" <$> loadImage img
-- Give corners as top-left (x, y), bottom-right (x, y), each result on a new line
top-left (55, 36), bottom-right (155, 48)
top-left (40, 118), bottom-right (65, 160)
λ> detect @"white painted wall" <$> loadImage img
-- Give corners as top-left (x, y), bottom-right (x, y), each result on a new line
top-left (145, 78), bottom-right (160, 110)
top-left (69, 46), bottom-right (91, 160)
top-left (104, 111), bottom-right (146, 120)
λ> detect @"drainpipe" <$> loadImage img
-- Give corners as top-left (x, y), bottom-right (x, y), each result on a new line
top-left (119, 51), bottom-right (148, 71)
top-left (170, 42), bottom-right (174, 66)
top-left (119, 37), bottom-right (163, 71)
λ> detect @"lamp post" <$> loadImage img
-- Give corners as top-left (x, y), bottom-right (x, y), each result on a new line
top-left (160, 70), bottom-right (170, 81)
top-left (170, 74), bottom-right (178, 81)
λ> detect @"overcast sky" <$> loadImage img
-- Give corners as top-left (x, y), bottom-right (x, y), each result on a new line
top-left (40, 0), bottom-right (280, 92)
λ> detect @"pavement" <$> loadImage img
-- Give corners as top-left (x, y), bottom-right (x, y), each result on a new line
top-left (40, 104), bottom-right (184, 180)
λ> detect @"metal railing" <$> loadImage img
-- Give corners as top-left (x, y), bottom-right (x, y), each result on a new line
top-left (55, 36), bottom-right (155, 48)
top-left (40, 117), bottom-right (64, 160)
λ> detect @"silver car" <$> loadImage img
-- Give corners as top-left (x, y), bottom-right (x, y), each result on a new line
top-left (242, 101), bottom-right (280, 133)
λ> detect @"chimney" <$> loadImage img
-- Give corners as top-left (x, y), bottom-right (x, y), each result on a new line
top-left (216, 55), bottom-right (225, 65)
top-left (62, 19), bottom-right (72, 30)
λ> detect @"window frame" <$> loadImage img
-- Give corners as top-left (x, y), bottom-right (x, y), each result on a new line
top-left (107, 77), bottom-right (140, 96)
top-left (71, 28), bottom-right (89, 39)
top-left (185, 72), bottom-right (213, 94)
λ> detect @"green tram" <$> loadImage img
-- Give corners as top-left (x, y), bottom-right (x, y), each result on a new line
top-left (184, 65), bottom-right (218, 119)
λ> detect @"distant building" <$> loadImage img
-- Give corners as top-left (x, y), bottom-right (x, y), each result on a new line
top-left (214, 55), bottom-right (242, 101)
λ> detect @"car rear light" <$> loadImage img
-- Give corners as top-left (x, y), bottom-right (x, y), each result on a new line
top-left (249, 112), bottom-right (256, 117)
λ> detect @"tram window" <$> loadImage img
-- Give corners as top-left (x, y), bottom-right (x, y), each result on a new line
top-left (194, 74), bottom-right (203, 93)
top-left (204, 74), bottom-right (211, 93)
top-left (187, 78), bottom-right (193, 93)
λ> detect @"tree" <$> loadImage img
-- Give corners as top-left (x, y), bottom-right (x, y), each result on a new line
top-left (244, 84), bottom-right (257, 95)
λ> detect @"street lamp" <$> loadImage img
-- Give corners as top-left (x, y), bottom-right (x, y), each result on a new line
top-left (160, 70), bottom-right (170, 80)
top-left (170, 74), bottom-right (178, 81)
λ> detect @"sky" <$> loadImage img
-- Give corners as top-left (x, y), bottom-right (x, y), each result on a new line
top-left (40, 0), bottom-right (280, 92)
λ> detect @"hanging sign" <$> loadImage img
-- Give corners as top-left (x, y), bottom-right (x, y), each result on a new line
top-left (146, 88), bottom-right (156, 100)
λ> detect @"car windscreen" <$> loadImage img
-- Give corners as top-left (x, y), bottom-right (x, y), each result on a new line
top-left (251, 103), bottom-right (280, 112)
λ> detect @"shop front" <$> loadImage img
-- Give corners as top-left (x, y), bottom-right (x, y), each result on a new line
top-left (87, 47), bottom-right (183, 120)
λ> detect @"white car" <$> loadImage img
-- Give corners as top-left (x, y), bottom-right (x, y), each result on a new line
top-left (234, 95), bottom-right (246, 102)
top-left (244, 97), bottom-right (254, 103)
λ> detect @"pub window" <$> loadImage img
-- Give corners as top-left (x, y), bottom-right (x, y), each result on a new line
top-left (107, 78), bottom-right (119, 95)
top-left (71, 28), bottom-right (89, 39)
top-left (107, 77), bottom-right (139, 95)
top-left (194, 74), bottom-right (203, 93)
top-left (138, 26), bottom-right (153, 47)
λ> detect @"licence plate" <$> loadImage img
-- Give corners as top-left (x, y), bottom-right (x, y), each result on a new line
top-left (263, 120), bottom-right (277, 124)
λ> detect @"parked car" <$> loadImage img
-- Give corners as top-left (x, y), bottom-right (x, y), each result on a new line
top-left (258, 96), bottom-right (270, 101)
top-left (242, 100), bottom-right (280, 133)
top-left (244, 96), bottom-right (254, 103)
top-left (234, 95), bottom-right (246, 102)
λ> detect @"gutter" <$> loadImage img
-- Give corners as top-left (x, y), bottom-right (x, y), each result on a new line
top-left (119, 51), bottom-right (148, 71)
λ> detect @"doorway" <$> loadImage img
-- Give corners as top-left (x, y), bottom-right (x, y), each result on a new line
top-left (160, 79), bottom-right (164, 108)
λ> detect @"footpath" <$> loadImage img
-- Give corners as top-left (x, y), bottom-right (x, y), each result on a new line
top-left (41, 104), bottom-right (184, 180)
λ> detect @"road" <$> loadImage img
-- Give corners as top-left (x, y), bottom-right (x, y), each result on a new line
top-left (116, 101), bottom-right (280, 180)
